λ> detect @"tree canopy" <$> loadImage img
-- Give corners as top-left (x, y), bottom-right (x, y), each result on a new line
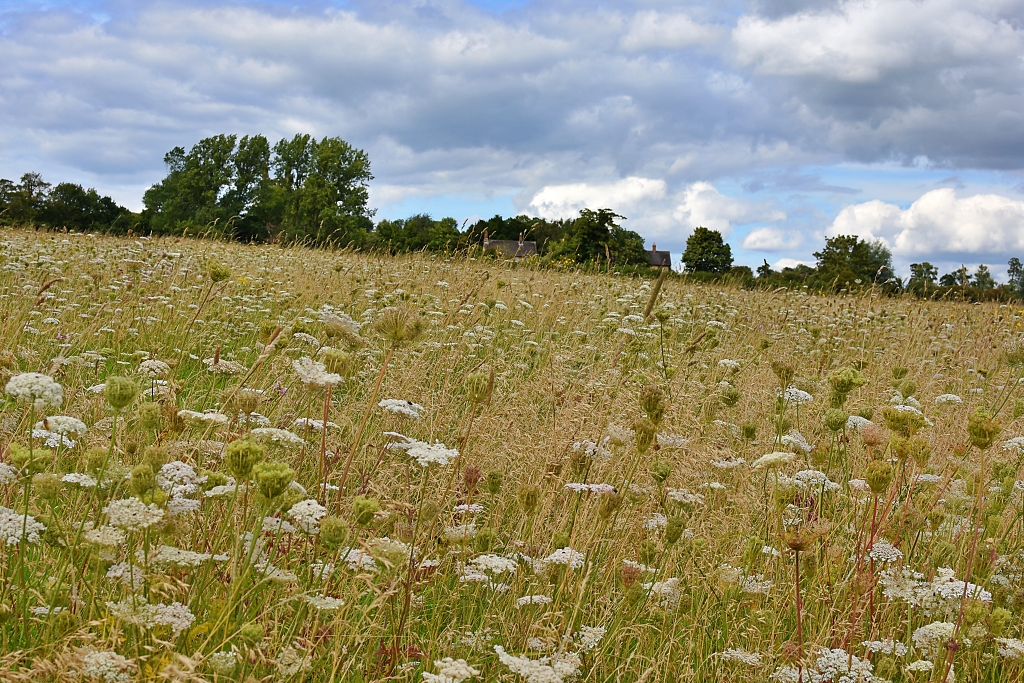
top-left (681, 227), bottom-right (733, 273)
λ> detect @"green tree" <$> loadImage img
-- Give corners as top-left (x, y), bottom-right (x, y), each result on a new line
top-left (972, 264), bottom-right (996, 290)
top-left (1008, 258), bottom-right (1024, 293)
top-left (813, 234), bottom-right (892, 286)
top-left (681, 227), bottom-right (733, 273)
top-left (940, 266), bottom-right (969, 288)
top-left (37, 183), bottom-right (129, 232)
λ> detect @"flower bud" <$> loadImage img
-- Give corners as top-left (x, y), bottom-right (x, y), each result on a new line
top-left (206, 260), bottom-right (231, 283)
top-left (633, 418), bottom-right (657, 455)
top-left (319, 515), bottom-right (348, 550)
top-left (137, 402), bottom-right (164, 431)
top-left (130, 463), bottom-right (156, 495)
top-left (253, 461), bottom-right (295, 500)
top-left (639, 385), bottom-right (667, 423)
top-left (236, 622), bottom-right (264, 646)
top-left (664, 516), bottom-right (686, 544)
top-left (518, 484), bottom-right (540, 514)
top-left (352, 495), bottom-right (380, 526)
top-left (828, 367), bottom-right (866, 396)
top-left (968, 408), bottom-right (1001, 450)
top-left (104, 376), bottom-right (139, 411)
top-left (465, 370), bottom-right (493, 404)
top-left (321, 348), bottom-right (356, 378)
top-left (598, 492), bottom-right (623, 520)
top-left (771, 361), bottom-right (795, 388)
top-left (864, 460), bottom-right (894, 494)
top-left (824, 408), bottom-right (849, 432)
top-left (33, 473), bottom-right (63, 500)
top-left (719, 385), bottom-right (741, 408)
top-left (225, 438), bottom-right (264, 480)
top-left (485, 470), bottom-right (504, 495)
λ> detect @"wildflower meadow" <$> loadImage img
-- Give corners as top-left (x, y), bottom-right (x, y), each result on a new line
top-left (3, 228), bottom-right (1024, 683)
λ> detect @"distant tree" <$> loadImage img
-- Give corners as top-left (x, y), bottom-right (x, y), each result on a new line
top-left (813, 234), bottom-right (891, 286)
top-left (375, 214), bottom-right (460, 253)
top-left (37, 183), bottom-right (129, 232)
top-left (756, 259), bottom-right (772, 279)
top-left (972, 264), bottom-right (996, 290)
top-left (939, 266), bottom-right (969, 288)
top-left (545, 209), bottom-right (647, 266)
top-left (681, 227), bottom-right (733, 273)
top-left (1008, 257), bottom-right (1024, 293)
top-left (909, 262), bottom-right (938, 284)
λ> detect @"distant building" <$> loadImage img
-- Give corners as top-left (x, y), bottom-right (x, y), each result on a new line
top-left (482, 231), bottom-right (537, 259)
top-left (646, 243), bottom-right (672, 268)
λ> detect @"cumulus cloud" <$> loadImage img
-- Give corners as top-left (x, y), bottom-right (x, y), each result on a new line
top-left (527, 177), bottom-right (667, 220)
top-left (742, 227), bottom-right (804, 251)
top-left (672, 182), bottom-right (785, 237)
top-left (620, 11), bottom-right (722, 51)
top-left (826, 189), bottom-right (1024, 256)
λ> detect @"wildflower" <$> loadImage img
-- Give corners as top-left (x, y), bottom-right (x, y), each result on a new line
top-left (643, 513), bottom-right (668, 529)
top-left (563, 482), bottom-right (616, 494)
top-left (407, 441), bottom-right (459, 467)
top-left (422, 657), bottom-right (480, 683)
top-left (80, 649), bottom-right (136, 683)
top-left (138, 359), bottom-right (171, 378)
top-left (177, 409), bottom-right (229, 426)
top-left (0, 463), bottom-right (18, 484)
top-left (666, 488), bottom-right (705, 506)
top-left (542, 547), bottom-right (585, 570)
top-left (35, 415), bottom-right (87, 435)
top-left (644, 577), bottom-right (682, 606)
top-left (274, 646), bottom-right (311, 677)
top-left (846, 415), bottom-right (873, 430)
top-left (657, 433), bottom-right (687, 449)
top-left (379, 398), bottom-right (426, 419)
top-left (62, 472), bottom-right (97, 488)
top-left (912, 621), bottom-right (956, 656)
top-left (303, 594), bottom-right (344, 610)
top-left (575, 625), bottom-right (606, 652)
top-left (343, 547), bottom-right (378, 571)
top-left (906, 660), bottom-right (933, 672)
top-left (780, 430), bottom-right (814, 454)
top-left (995, 637), bottom-right (1024, 659)
top-left (206, 651), bottom-right (237, 676)
top-left (445, 524), bottom-right (477, 541)
top-left (84, 525), bottom-right (126, 548)
top-left (454, 503), bottom-right (485, 515)
top-left (791, 469), bottom-right (841, 493)
top-left (250, 428), bottom-right (306, 448)
top-left (868, 540), bottom-right (904, 564)
top-left (292, 357), bottom-right (342, 387)
top-left (294, 417), bottom-right (339, 431)
top-left (0, 506), bottom-right (46, 545)
top-left (288, 499), bottom-right (327, 534)
top-left (719, 648), bottom-right (764, 666)
top-left (782, 387), bottom-right (813, 404)
top-left (469, 554), bottom-right (518, 574)
top-left (935, 393), bottom-right (963, 405)
top-left (712, 456), bottom-right (745, 469)
top-left (516, 594), bottom-right (553, 607)
top-left (106, 598), bottom-right (195, 635)
top-left (104, 498), bottom-right (164, 531)
top-left (572, 438), bottom-right (612, 460)
top-left (5, 372), bottom-right (63, 409)
top-left (751, 452), bottom-right (795, 470)
top-left (493, 646), bottom-right (581, 683)
top-left (718, 359), bottom-right (741, 372)
top-left (203, 357), bottom-right (247, 374)
top-left (862, 639), bottom-right (909, 657)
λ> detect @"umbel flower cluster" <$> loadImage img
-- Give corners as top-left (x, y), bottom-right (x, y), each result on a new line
top-left (2, 229), bottom-right (1024, 682)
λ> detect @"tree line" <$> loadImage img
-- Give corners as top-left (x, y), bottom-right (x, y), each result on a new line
top-left (3, 132), bottom-right (1022, 297)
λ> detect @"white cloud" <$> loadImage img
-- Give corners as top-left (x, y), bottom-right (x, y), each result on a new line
top-left (733, 0), bottom-right (1021, 83)
top-left (527, 176), bottom-right (667, 220)
top-left (672, 182), bottom-right (785, 237)
top-left (620, 11), bottom-right (722, 51)
top-left (773, 257), bottom-right (815, 270)
top-left (742, 227), bottom-right (804, 251)
top-left (826, 188), bottom-right (1024, 256)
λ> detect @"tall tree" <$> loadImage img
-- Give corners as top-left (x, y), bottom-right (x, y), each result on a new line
top-left (972, 265), bottom-right (996, 290)
top-left (681, 227), bottom-right (733, 273)
top-left (1008, 258), bottom-right (1024, 293)
top-left (813, 234), bottom-right (892, 286)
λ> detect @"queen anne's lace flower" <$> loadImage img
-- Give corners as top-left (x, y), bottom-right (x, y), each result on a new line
top-left (407, 441), bottom-right (459, 467)
top-left (80, 649), bottom-right (136, 683)
top-left (719, 648), bottom-right (763, 666)
top-left (422, 657), bottom-right (479, 683)
top-left (0, 506), bottom-right (46, 545)
top-left (379, 398), bottom-right (426, 419)
top-left (106, 599), bottom-right (195, 635)
top-left (782, 387), bottom-right (813, 404)
top-left (293, 357), bottom-right (342, 387)
top-left (251, 428), bottom-right (306, 448)
top-left (5, 372), bottom-right (63, 409)
top-left (493, 646), bottom-right (581, 683)
top-left (104, 498), bottom-right (165, 531)
top-left (287, 499), bottom-right (327, 534)
top-left (516, 594), bottom-right (553, 607)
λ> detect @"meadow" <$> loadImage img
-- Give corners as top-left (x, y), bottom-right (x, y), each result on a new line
top-left (1, 228), bottom-right (1023, 683)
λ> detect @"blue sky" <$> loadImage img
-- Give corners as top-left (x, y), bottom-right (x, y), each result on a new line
top-left (1, 0), bottom-right (1023, 278)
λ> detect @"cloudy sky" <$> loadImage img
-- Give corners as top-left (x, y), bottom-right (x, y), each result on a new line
top-left (2, 0), bottom-right (1023, 277)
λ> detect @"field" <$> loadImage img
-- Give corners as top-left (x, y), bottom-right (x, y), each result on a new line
top-left (1, 228), bottom-right (1023, 682)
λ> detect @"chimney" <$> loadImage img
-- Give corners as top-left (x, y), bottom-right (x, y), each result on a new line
top-left (483, 229), bottom-right (489, 246)
top-left (652, 243), bottom-right (657, 252)
top-left (519, 233), bottom-right (524, 245)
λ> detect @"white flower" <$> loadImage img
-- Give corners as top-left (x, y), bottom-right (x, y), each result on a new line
top-left (781, 430), bottom-right (814, 454)
top-left (454, 503), bottom-right (486, 515)
top-left (868, 540), bottom-right (904, 564)
top-left (0, 506), bottom-right (46, 545)
top-left (644, 577), bottom-right (682, 606)
top-left (274, 645), bottom-right (311, 677)
top-left (667, 488), bottom-right (705, 506)
top-left (575, 625), bottom-right (605, 652)
top-left (106, 598), bottom-right (195, 635)
top-left (751, 452), bottom-right (795, 470)
top-left (572, 438), bottom-right (612, 460)
top-left (294, 417), bottom-right (339, 432)
top-left (378, 398), bottom-right (426, 419)
top-left (643, 513), bottom-right (668, 530)
top-left (719, 648), bottom-right (764, 666)
top-left (177, 409), bottom-right (229, 426)
top-left (862, 638), bottom-right (908, 657)
top-left (422, 657), bottom-right (480, 683)
top-left (142, 545), bottom-right (227, 570)
top-left (206, 651), bottom-right (237, 676)
top-left (791, 469), bottom-right (841, 493)
top-left (542, 547), bottom-right (585, 570)
top-left (782, 387), bottom-right (813, 404)
top-left (80, 649), bottom-right (136, 683)
top-left (846, 415), bottom-right (873, 430)
top-left (563, 483), bottom-right (617, 494)
top-left (303, 594), bottom-right (344, 610)
top-left (250, 428), bottom-right (306, 448)
top-left (718, 359), bottom-right (741, 372)
top-left (493, 646), bottom-right (581, 683)
top-left (62, 472), bottom-right (97, 488)
top-left (5, 372), bottom-right (63, 409)
top-left (995, 637), bottom-right (1024, 659)
top-left (287, 499), bottom-right (327, 534)
top-left (293, 357), bottom-right (342, 387)
top-left (712, 456), bottom-right (746, 469)
top-left (657, 433), bottom-right (688, 449)
top-left (104, 498), bottom-right (165, 531)
top-left (516, 594), bottom-right (553, 607)
top-left (1003, 437), bottom-right (1024, 454)
top-left (935, 394), bottom-right (963, 405)
top-left (203, 357), bottom-right (247, 374)
top-left (35, 415), bottom-right (87, 435)
top-left (407, 441), bottom-right (459, 467)
top-left (343, 548), bottom-right (378, 571)
top-left (138, 359), bottom-right (171, 378)
top-left (906, 660), bottom-right (933, 672)
top-left (0, 463), bottom-right (18, 484)
top-left (84, 525), bottom-right (126, 547)
top-left (469, 554), bottom-right (518, 574)
top-left (913, 621), bottom-right (956, 655)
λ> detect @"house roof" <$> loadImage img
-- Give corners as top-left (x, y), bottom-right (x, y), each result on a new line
top-left (647, 250), bottom-right (672, 267)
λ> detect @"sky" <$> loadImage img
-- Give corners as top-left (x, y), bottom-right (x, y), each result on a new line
top-left (1, 0), bottom-right (1023, 278)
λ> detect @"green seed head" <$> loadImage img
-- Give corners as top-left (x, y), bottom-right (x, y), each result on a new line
top-left (352, 495), bottom-right (381, 526)
top-left (206, 260), bottom-right (232, 283)
top-left (33, 473), bottom-right (63, 500)
top-left (518, 484), bottom-right (540, 514)
top-left (598, 492), bottom-right (623, 520)
top-left (104, 376), bottom-right (139, 411)
top-left (465, 370), bottom-right (493, 404)
top-left (864, 460), bottom-right (894, 495)
top-left (224, 438), bottom-right (265, 481)
top-left (321, 348), bottom-right (356, 378)
top-left (633, 418), bottom-right (657, 455)
top-left (236, 622), bottom-right (264, 646)
top-left (664, 516), bottom-right (686, 544)
top-left (319, 515), bottom-right (348, 550)
top-left (484, 470), bottom-right (504, 495)
top-left (130, 463), bottom-right (156, 495)
top-left (253, 461), bottom-right (295, 500)
top-left (968, 407), bottom-right (1002, 450)
top-left (639, 385), bottom-right (667, 423)
top-left (137, 402), bottom-right (164, 431)
top-left (552, 531), bottom-right (570, 550)
top-left (649, 460), bottom-right (671, 484)
top-left (828, 367), bottom-right (866, 396)
top-left (824, 408), bottom-right (849, 433)
top-left (771, 360), bottom-right (795, 388)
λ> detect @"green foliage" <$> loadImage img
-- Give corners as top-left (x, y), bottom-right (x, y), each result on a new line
top-left (142, 133), bottom-right (374, 246)
top-left (681, 227), bottom-right (732, 273)
top-left (0, 172), bottom-right (130, 232)
top-left (812, 234), bottom-right (892, 287)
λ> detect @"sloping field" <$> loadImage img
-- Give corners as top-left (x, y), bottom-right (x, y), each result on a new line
top-left (0, 228), bottom-right (1022, 682)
